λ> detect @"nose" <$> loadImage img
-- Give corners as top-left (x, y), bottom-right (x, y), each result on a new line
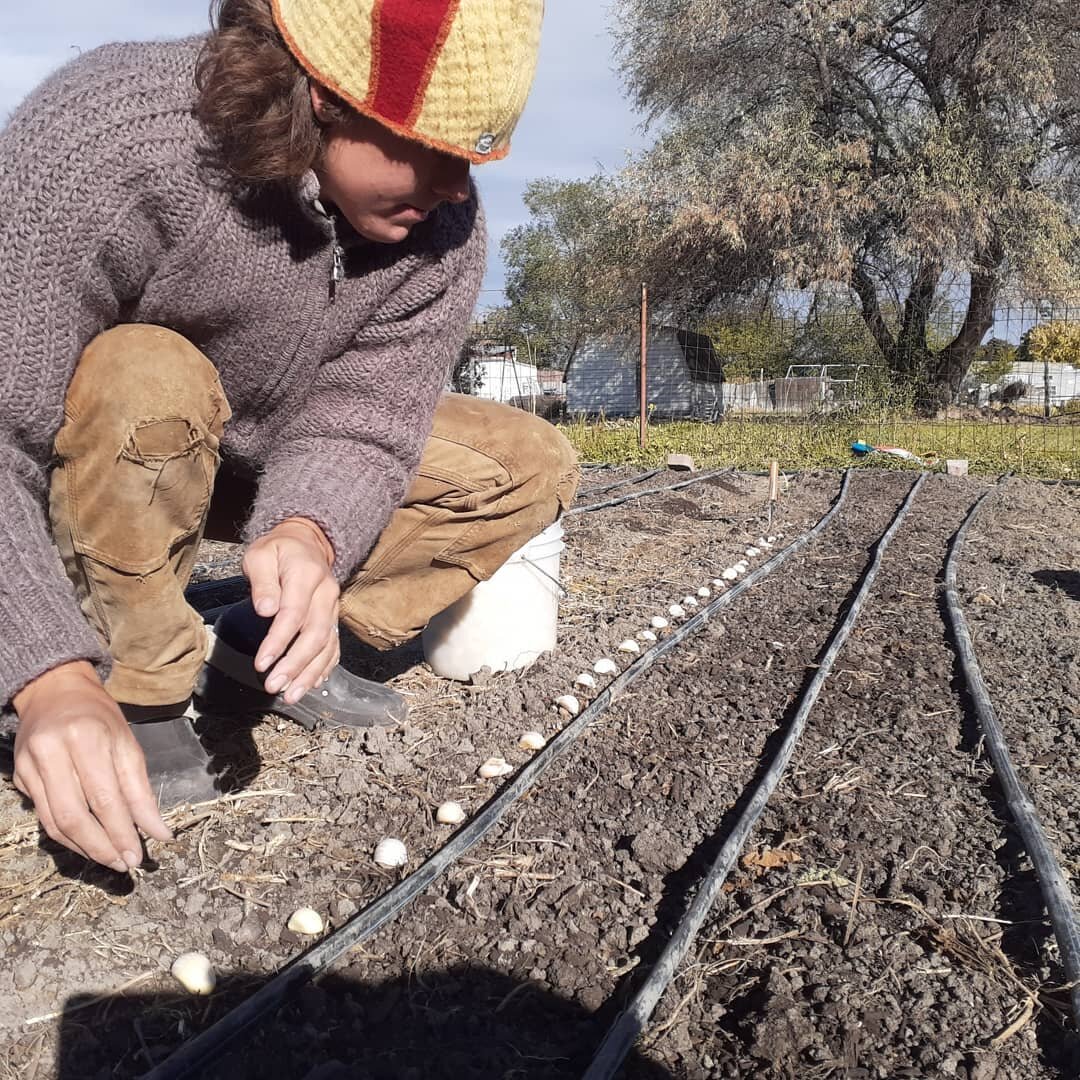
top-left (431, 153), bottom-right (471, 205)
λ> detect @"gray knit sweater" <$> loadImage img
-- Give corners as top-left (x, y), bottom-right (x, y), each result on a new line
top-left (0, 36), bottom-right (486, 705)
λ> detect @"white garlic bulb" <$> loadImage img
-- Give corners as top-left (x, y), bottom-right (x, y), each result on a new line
top-left (171, 952), bottom-right (216, 996)
top-left (746, 547), bottom-right (761, 557)
top-left (519, 730), bottom-right (548, 750)
top-left (722, 568), bottom-right (738, 581)
top-left (287, 907), bottom-right (326, 935)
top-left (557, 691), bottom-right (583, 717)
top-left (574, 672), bottom-right (597, 690)
top-left (682, 596), bottom-right (698, 608)
top-left (698, 587), bottom-right (712, 598)
top-left (650, 616), bottom-right (669, 630)
top-left (638, 630), bottom-right (658, 643)
top-left (618, 639), bottom-right (641, 655)
top-left (593, 658), bottom-right (618, 676)
top-left (373, 837), bottom-right (409, 868)
top-left (437, 801), bottom-right (466, 825)
top-left (711, 579), bottom-right (725, 588)
top-left (479, 757), bottom-right (514, 779)
top-left (668, 604), bottom-right (686, 618)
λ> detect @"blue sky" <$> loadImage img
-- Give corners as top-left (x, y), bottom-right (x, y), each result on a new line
top-left (0, 1), bottom-right (649, 310)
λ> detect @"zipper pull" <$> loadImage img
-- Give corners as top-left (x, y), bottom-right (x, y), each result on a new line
top-left (330, 241), bottom-right (345, 301)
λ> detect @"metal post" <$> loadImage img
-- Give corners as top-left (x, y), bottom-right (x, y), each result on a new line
top-left (640, 283), bottom-right (648, 450)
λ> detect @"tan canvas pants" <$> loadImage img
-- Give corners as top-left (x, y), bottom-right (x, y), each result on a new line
top-left (49, 325), bottom-right (579, 706)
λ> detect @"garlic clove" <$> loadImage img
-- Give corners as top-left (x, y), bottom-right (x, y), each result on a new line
top-left (682, 596), bottom-right (698, 608)
top-left (287, 907), bottom-right (326, 935)
top-left (746, 547), bottom-right (761, 557)
top-left (698, 587), bottom-right (712, 598)
top-left (373, 838), bottom-right (409, 868)
top-left (519, 730), bottom-right (548, 750)
top-left (650, 616), bottom-right (669, 630)
top-left (618, 639), bottom-right (641, 655)
top-left (638, 630), bottom-right (658, 643)
top-left (479, 757), bottom-right (514, 779)
top-left (668, 604), bottom-right (686, 618)
top-left (554, 695), bottom-right (580, 717)
top-left (721, 568), bottom-right (738, 581)
top-left (711, 579), bottom-right (725, 588)
top-left (593, 658), bottom-right (618, 676)
top-left (171, 952), bottom-right (216, 996)
top-left (436, 801), bottom-right (467, 825)
top-left (574, 672), bottom-right (597, 690)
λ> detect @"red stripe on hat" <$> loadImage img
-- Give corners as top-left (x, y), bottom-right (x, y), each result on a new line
top-left (368, 0), bottom-right (460, 127)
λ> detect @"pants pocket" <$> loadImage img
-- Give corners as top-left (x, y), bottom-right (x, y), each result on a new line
top-left (59, 416), bottom-right (219, 576)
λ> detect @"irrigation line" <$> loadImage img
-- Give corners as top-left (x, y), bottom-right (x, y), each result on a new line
top-left (578, 468), bottom-right (664, 499)
top-left (584, 471), bottom-right (927, 1080)
top-left (183, 470), bottom-right (737, 610)
top-left (944, 483), bottom-right (1080, 1027)
top-left (144, 474), bottom-right (854, 1080)
top-left (567, 469), bottom-right (734, 516)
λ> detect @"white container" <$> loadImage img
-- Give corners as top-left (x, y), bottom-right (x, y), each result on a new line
top-left (422, 522), bottom-right (565, 682)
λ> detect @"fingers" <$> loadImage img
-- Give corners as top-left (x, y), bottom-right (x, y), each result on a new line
top-left (281, 624), bottom-right (339, 705)
top-left (31, 751), bottom-right (131, 872)
top-left (14, 767), bottom-right (96, 864)
top-left (113, 734), bottom-right (174, 844)
top-left (260, 575), bottom-right (339, 695)
top-left (243, 544), bottom-right (283, 621)
top-left (318, 632), bottom-right (341, 687)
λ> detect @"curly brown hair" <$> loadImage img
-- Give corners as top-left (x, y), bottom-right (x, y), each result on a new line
top-left (195, 0), bottom-right (353, 182)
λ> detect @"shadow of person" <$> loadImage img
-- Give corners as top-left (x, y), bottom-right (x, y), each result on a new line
top-left (1032, 568), bottom-right (1080, 601)
top-left (56, 965), bottom-right (675, 1080)
top-left (338, 630), bottom-right (426, 683)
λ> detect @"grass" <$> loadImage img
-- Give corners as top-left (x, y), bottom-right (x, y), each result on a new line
top-left (561, 414), bottom-right (1080, 480)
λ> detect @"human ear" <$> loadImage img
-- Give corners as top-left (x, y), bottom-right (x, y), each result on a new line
top-left (309, 81), bottom-right (335, 125)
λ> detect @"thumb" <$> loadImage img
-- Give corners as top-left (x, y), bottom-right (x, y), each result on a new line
top-left (244, 542), bottom-right (283, 618)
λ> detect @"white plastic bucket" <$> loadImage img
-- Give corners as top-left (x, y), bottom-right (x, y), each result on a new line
top-left (422, 522), bottom-right (566, 682)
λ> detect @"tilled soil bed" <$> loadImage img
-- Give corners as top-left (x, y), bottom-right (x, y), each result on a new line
top-left (1, 469), bottom-right (1078, 1080)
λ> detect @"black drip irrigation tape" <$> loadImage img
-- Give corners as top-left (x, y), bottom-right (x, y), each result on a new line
top-left (943, 482), bottom-right (1080, 1027)
top-left (567, 469), bottom-right (735, 516)
top-left (584, 471), bottom-right (927, 1080)
top-left (184, 470), bottom-right (742, 610)
top-left (143, 473), bottom-right (854, 1080)
top-left (577, 468), bottom-right (664, 500)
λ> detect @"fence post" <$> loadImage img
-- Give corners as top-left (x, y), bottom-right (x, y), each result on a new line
top-left (639, 283), bottom-right (648, 450)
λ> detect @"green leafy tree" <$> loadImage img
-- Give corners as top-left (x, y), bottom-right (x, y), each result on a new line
top-left (612, 0), bottom-right (1080, 404)
top-left (498, 177), bottom-right (639, 371)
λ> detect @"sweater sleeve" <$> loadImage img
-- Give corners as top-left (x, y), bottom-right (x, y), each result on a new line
top-left (243, 202), bottom-right (487, 580)
top-left (0, 46), bottom-right (201, 705)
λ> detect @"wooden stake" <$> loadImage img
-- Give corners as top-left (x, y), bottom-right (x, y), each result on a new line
top-left (639, 283), bottom-right (648, 451)
top-left (768, 460), bottom-right (780, 527)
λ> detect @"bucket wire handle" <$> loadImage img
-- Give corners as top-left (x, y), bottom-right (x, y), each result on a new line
top-left (520, 555), bottom-right (569, 598)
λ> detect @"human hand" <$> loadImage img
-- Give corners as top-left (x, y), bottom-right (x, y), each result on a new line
top-left (11, 661), bottom-right (173, 872)
top-left (242, 517), bottom-right (341, 704)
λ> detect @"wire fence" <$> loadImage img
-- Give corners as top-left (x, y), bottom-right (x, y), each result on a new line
top-left (463, 303), bottom-right (1080, 479)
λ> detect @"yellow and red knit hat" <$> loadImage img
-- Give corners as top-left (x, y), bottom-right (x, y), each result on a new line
top-left (272, 0), bottom-right (544, 164)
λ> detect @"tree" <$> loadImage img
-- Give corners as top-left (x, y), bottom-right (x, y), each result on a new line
top-left (612, 0), bottom-right (1080, 403)
top-left (498, 177), bottom-right (638, 371)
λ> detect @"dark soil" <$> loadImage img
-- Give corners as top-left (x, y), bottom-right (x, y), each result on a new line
top-left (1, 469), bottom-right (1078, 1080)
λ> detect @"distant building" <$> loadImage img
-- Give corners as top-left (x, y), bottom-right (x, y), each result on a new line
top-left (472, 356), bottom-right (544, 403)
top-left (565, 328), bottom-right (724, 419)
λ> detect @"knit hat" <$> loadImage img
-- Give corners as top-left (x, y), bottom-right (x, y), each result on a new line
top-left (272, 0), bottom-right (544, 164)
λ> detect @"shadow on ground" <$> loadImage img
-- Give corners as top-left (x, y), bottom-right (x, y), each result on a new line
top-left (1032, 569), bottom-right (1080, 602)
top-left (57, 965), bottom-right (674, 1079)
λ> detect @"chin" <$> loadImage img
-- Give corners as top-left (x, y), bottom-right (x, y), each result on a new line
top-left (353, 218), bottom-right (414, 245)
